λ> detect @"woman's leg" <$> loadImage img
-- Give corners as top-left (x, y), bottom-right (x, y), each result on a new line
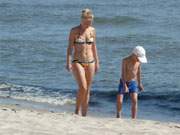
top-left (81, 63), bottom-right (95, 116)
top-left (72, 63), bottom-right (87, 115)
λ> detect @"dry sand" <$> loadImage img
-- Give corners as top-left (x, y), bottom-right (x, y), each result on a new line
top-left (0, 105), bottom-right (180, 135)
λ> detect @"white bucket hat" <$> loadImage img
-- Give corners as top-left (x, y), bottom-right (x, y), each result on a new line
top-left (132, 46), bottom-right (147, 63)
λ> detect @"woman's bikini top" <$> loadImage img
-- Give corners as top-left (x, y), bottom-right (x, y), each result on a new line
top-left (74, 28), bottom-right (94, 45)
top-left (74, 37), bottom-right (94, 45)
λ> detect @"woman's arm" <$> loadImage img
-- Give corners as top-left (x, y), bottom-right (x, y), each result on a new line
top-left (92, 28), bottom-right (100, 73)
top-left (66, 29), bottom-right (74, 72)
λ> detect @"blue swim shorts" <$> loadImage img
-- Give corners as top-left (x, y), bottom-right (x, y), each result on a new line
top-left (118, 79), bottom-right (138, 94)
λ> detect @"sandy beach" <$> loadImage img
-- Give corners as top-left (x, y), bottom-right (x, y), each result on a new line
top-left (0, 105), bottom-right (179, 135)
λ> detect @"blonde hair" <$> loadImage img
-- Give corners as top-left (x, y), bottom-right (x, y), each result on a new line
top-left (81, 8), bottom-right (94, 19)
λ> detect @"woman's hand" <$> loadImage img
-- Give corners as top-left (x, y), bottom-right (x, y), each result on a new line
top-left (66, 63), bottom-right (72, 72)
top-left (95, 62), bottom-right (100, 73)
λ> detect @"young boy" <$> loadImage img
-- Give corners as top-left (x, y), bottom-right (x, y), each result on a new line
top-left (116, 46), bottom-right (147, 119)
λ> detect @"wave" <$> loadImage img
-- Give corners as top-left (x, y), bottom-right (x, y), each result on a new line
top-left (1, 83), bottom-right (180, 111)
top-left (0, 83), bottom-right (75, 106)
top-left (138, 92), bottom-right (180, 102)
top-left (0, 39), bottom-right (61, 45)
top-left (94, 16), bottom-right (144, 26)
top-left (97, 34), bottom-right (174, 45)
top-left (92, 90), bottom-right (180, 102)
top-left (92, 90), bottom-right (180, 111)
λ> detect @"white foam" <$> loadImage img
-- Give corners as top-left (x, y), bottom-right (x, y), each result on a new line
top-left (11, 95), bottom-right (76, 105)
top-left (0, 83), bottom-right (76, 106)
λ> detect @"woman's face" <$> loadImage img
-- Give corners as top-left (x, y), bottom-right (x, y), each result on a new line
top-left (81, 17), bottom-right (93, 28)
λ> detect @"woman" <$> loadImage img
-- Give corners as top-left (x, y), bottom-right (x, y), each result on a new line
top-left (66, 9), bottom-right (99, 116)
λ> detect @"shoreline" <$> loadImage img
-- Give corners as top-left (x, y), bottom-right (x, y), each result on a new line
top-left (0, 104), bottom-right (180, 135)
top-left (0, 96), bottom-right (180, 124)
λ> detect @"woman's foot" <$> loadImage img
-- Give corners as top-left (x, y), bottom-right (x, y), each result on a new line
top-left (75, 108), bottom-right (80, 115)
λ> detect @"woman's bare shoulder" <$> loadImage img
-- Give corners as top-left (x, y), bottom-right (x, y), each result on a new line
top-left (89, 26), bottom-right (95, 31)
top-left (70, 26), bottom-right (79, 33)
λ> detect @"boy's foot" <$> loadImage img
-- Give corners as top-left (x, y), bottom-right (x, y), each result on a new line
top-left (116, 113), bottom-right (121, 118)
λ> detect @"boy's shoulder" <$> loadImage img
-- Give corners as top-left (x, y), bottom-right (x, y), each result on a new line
top-left (122, 56), bottom-right (129, 62)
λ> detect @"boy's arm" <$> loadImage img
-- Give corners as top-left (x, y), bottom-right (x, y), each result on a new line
top-left (121, 59), bottom-right (128, 92)
top-left (137, 65), bottom-right (144, 91)
top-left (121, 59), bottom-right (125, 81)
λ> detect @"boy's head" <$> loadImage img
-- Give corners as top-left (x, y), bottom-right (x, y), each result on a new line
top-left (132, 46), bottom-right (147, 63)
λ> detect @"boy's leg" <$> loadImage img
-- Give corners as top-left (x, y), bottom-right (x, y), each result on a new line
top-left (130, 93), bottom-right (138, 119)
top-left (116, 94), bottom-right (123, 118)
